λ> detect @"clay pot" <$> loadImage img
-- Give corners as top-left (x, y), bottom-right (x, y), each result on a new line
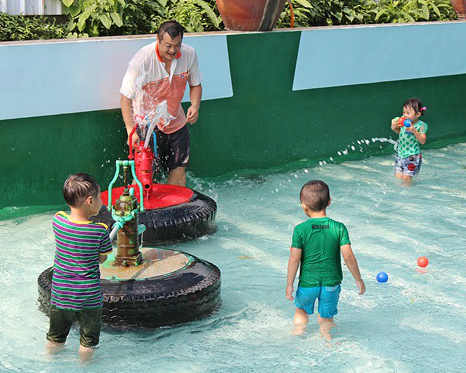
top-left (451, 0), bottom-right (466, 18)
top-left (216, 0), bottom-right (287, 31)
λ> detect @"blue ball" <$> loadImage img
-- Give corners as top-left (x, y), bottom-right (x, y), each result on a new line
top-left (376, 272), bottom-right (388, 283)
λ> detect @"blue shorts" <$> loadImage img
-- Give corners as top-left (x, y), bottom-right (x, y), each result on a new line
top-left (294, 285), bottom-right (341, 319)
top-left (395, 153), bottom-right (422, 177)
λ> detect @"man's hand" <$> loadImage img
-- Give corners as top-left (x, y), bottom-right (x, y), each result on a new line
top-left (186, 106), bottom-right (199, 124)
top-left (128, 131), bottom-right (140, 148)
top-left (286, 285), bottom-right (294, 301)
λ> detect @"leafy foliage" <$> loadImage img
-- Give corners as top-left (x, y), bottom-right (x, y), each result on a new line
top-left (0, 12), bottom-right (67, 41)
top-left (148, 0), bottom-right (221, 33)
top-left (60, 0), bottom-right (221, 37)
top-left (0, 0), bottom-right (458, 41)
top-left (62, 0), bottom-right (126, 37)
top-left (278, 0), bottom-right (457, 27)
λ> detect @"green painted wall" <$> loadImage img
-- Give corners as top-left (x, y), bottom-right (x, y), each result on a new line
top-left (1, 30), bottom-right (465, 214)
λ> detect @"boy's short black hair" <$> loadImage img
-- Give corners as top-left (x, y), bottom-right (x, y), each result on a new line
top-left (63, 173), bottom-right (100, 207)
top-left (403, 97), bottom-right (426, 116)
top-left (157, 21), bottom-right (184, 40)
top-left (300, 180), bottom-right (330, 212)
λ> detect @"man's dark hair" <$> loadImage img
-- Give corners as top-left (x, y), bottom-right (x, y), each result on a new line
top-left (300, 180), bottom-right (330, 212)
top-left (157, 21), bottom-right (184, 40)
top-left (63, 173), bottom-right (100, 207)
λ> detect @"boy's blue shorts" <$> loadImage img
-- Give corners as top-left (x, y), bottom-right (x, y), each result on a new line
top-left (294, 285), bottom-right (341, 319)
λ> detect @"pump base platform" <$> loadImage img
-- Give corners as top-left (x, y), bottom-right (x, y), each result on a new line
top-left (38, 248), bottom-right (221, 328)
top-left (101, 184), bottom-right (194, 210)
top-left (93, 187), bottom-right (217, 245)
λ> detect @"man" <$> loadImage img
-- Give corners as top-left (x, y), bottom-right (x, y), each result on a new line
top-left (120, 21), bottom-right (202, 186)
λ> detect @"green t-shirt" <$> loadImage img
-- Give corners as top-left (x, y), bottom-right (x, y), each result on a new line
top-left (291, 217), bottom-right (350, 287)
top-left (397, 120), bottom-right (428, 159)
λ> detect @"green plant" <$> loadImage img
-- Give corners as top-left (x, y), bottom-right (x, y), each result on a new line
top-left (150, 0), bottom-right (221, 33)
top-left (0, 12), bottom-right (67, 41)
top-left (371, 0), bottom-right (457, 23)
top-left (61, 0), bottom-right (126, 36)
top-left (278, 0), bottom-right (457, 27)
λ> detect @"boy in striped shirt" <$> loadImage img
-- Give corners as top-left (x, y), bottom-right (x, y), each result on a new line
top-left (46, 173), bottom-right (112, 358)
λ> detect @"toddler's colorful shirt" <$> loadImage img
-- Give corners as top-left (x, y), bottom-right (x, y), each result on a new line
top-left (397, 120), bottom-right (428, 159)
top-left (291, 217), bottom-right (350, 287)
top-left (51, 212), bottom-right (112, 311)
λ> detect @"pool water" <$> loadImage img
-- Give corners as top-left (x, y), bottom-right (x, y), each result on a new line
top-left (1, 142), bottom-right (465, 373)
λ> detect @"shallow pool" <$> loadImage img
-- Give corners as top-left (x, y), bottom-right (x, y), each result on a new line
top-left (1, 142), bottom-right (465, 373)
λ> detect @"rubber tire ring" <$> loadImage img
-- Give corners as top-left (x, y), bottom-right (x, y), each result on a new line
top-left (37, 253), bottom-right (221, 328)
top-left (91, 190), bottom-right (217, 246)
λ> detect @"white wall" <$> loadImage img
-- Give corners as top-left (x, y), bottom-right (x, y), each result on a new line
top-left (0, 34), bottom-right (233, 120)
top-left (293, 22), bottom-right (466, 91)
top-left (0, 0), bottom-right (63, 15)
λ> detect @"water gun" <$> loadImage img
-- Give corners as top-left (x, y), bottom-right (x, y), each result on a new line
top-left (393, 117), bottom-right (413, 135)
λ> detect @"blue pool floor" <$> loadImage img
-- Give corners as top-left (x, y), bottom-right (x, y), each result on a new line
top-left (0, 142), bottom-right (465, 373)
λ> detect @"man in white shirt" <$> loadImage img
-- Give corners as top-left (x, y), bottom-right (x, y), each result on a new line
top-left (120, 21), bottom-right (202, 186)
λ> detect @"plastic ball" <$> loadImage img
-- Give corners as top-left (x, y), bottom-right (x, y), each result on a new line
top-left (417, 256), bottom-right (429, 268)
top-left (376, 272), bottom-right (388, 283)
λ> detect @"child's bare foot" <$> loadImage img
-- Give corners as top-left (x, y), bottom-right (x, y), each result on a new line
top-left (317, 315), bottom-right (336, 341)
top-left (319, 322), bottom-right (336, 341)
top-left (292, 323), bottom-right (307, 335)
top-left (78, 345), bottom-right (95, 363)
top-left (46, 341), bottom-right (65, 355)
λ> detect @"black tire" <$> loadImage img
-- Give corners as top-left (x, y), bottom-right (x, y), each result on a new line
top-left (92, 190), bottom-right (217, 246)
top-left (37, 252), bottom-right (221, 328)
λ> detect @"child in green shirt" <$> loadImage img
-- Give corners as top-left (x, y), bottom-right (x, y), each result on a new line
top-left (286, 180), bottom-right (365, 339)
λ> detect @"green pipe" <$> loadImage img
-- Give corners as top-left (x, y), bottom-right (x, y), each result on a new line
top-left (106, 160), bottom-right (145, 212)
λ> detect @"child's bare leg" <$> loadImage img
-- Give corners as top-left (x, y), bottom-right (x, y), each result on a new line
top-left (317, 314), bottom-right (336, 341)
top-left (46, 341), bottom-right (65, 355)
top-left (396, 173), bottom-right (412, 183)
top-left (293, 308), bottom-right (309, 335)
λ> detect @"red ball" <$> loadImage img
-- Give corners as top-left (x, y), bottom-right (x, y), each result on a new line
top-left (417, 256), bottom-right (429, 268)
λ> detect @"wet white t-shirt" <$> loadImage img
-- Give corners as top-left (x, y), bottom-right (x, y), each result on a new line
top-left (120, 41), bottom-right (202, 134)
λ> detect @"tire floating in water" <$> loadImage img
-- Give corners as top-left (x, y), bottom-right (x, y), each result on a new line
top-left (38, 248), bottom-right (222, 328)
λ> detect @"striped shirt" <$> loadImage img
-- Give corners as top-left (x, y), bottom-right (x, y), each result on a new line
top-left (51, 211), bottom-right (112, 311)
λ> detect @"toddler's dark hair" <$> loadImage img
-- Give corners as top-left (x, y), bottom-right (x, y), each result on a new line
top-left (403, 98), bottom-right (426, 116)
top-left (63, 173), bottom-right (100, 207)
top-left (300, 180), bottom-right (330, 212)
top-left (157, 20), bottom-right (184, 40)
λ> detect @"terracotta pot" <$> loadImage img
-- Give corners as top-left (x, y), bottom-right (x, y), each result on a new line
top-left (451, 0), bottom-right (466, 18)
top-left (216, 0), bottom-right (287, 31)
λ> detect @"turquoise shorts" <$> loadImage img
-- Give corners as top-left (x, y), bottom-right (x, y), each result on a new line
top-left (294, 285), bottom-right (341, 319)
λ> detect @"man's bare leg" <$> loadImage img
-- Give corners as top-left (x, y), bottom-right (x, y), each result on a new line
top-left (168, 167), bottom-right (186, 186)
